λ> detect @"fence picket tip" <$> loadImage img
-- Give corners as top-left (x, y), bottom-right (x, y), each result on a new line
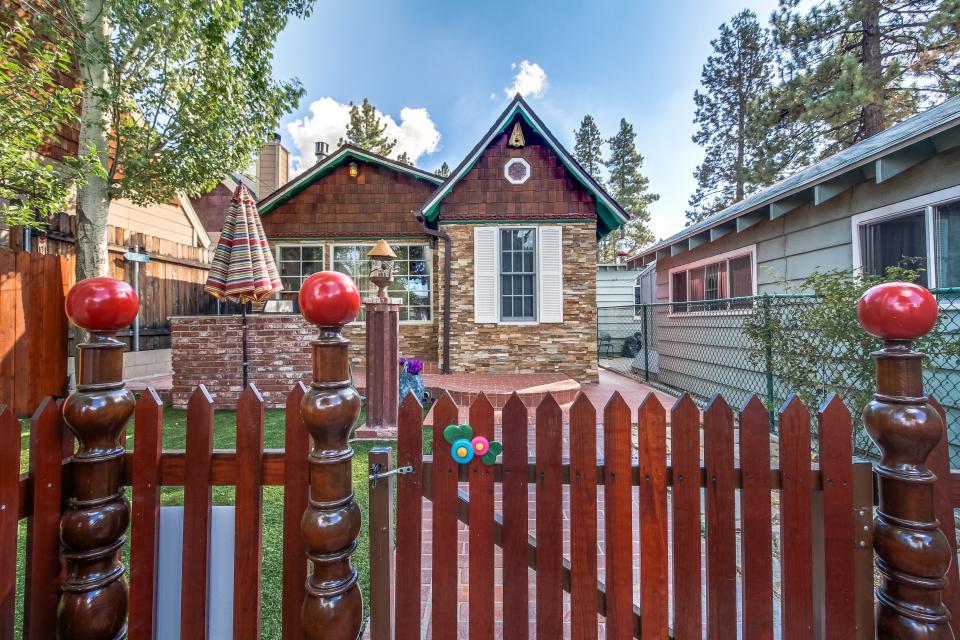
top-left (638, 392), bottom-right (665, 417)
top-left (818, 392), bottom-right (850, 419)
top-left (739, 393), bottom-right (767, 415)
top-left (30, 396), bottom-right (58, 422)
top-left (536, 392), bottom-right (562, 414)
top-left (189, 383), bottom-right (214, 406)
top-left (433, 390), bottom-right (459, 415)
top-left (137, 387), bottom-right (163, 409)
top-left (704, 393), bottom-right (731, 416)
top-left (289, 380), bottom-right (308, 397)
top-left (671, 392), bottom-right (698, 417)
top-left (400, 390), bottom-right (423, 412)
top-left (570, 391), bottom-right (595, 413)
top-left (471, 392), bottom-right (494, 413)
top-left (0, 403), bottom-right (12, 421)
top-left (778, 392), bottom-right (809, 418)
top-left (603, 389), bottom-right (629, 414)
top-left (239, 383), bottom-right (264, 406)
top-left (502, 391), bottom-right (526, 414)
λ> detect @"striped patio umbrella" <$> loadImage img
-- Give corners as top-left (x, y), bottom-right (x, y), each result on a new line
top-left (204, 184), bottom-right (282, 387)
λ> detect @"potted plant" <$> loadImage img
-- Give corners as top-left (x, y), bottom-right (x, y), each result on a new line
top-left (399, 357), bottom-right (427, 403)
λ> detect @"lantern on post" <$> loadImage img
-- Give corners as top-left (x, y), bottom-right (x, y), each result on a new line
top-left (298, 271), bottom-right (364, 639)
top-left (857, 282), bottom-right (954, 638)
top-left (364, 239), bottom-right (401, 436)
top-left (59, 277), bottom-right (139, 639)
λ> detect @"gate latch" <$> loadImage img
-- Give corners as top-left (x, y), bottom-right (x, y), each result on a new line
top-left (369, 464), bottom-right (414, 486)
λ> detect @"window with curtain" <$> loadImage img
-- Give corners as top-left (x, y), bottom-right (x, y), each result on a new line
top-left (277, 245), bottom-right (324, 292)
top-left (859, 210), bottom-right (928, 287)
top-left (332, 244), bottom-right (432, 321)
top-left (670, 250), bottom-right (754, 312)
top-left (499, 228), bottom-right (536, 321)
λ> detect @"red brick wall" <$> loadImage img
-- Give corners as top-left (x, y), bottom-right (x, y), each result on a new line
top-left (439, 121), bottom-right (597, 221)
top-left (261, 161), bottom-right (437, 239)
top-left (171, 314), bottom-right (438, 408)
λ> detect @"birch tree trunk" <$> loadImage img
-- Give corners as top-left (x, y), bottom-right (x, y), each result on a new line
top-left (75, 0), bottom-right (111, 281)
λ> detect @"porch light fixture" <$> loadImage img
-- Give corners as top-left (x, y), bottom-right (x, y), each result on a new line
top-left (348, 161), bottom-right (359, 178)
top-left (367, 239), bottom-right (397, 300)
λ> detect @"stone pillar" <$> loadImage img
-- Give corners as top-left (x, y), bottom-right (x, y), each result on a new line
top-left (858, 282), bottom-right (954, 639)
top-left (59, 277), bottom-right (139, 639)
top-left (298, 271), bottom-right (363, 640)
top-left (364, 297), bottom-right (400, 436)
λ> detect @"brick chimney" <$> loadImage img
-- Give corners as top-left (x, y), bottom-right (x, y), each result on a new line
top-left (256, 133), bottom-right (290, 198)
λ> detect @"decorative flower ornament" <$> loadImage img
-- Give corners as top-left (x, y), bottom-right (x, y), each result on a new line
top-left (443, 424), bottom-right (502, 465)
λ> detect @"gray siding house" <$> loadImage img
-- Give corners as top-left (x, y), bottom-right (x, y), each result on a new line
top-left (627, 96), bottom-right (960, 453)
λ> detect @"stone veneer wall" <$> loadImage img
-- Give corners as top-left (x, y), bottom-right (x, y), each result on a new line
top-left (171, 314), bottom-right (437, 408)
top-left (440, 222), bottom-right (598, 383)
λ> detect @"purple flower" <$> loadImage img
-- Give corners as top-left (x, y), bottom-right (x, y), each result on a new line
top-left (399, 357), bottom-right (407, 366)
top-left (405, 359), bottom-right (424, 375)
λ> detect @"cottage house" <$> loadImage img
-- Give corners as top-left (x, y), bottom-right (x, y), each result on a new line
top-left (255, 95), bottom-right (628, 383)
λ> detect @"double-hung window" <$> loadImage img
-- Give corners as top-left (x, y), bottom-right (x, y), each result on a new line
top-left (852, 186), bottom-right (960, 291)
top-left (499, 228), bottom-right (536, 321)
top-left (277, 245), bottom-right (324, 292)
top-left (668, 246), bottom-right (756, 313)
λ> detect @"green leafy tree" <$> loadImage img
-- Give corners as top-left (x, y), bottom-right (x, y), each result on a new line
top-left (573, 114), bottom-right (604, 181)
top-left (764, 0), bottom-right (960, 162)
top-left (339, 98), bottom-right (397, 157)
top-left (436, 161), bottom-right (450, 177)
top-left (56, 0), bottom-right (314, 281)
top-left (688, 10), bottom-right (778, 225)
top-left (601, 118), bottom-right (658, 262)
top-left (0, 9), bottom-right (85, 226)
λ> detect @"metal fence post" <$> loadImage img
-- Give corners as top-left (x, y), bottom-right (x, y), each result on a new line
top-left (642, 304), bottom-right (650, 382)
top-left (762, 294), bottom-right (775, 427)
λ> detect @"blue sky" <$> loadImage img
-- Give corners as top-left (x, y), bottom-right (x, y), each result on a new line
top-left (271, 0), bottom-right (780, 241)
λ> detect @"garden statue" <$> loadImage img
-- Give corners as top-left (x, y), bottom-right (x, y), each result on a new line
top-left (399, 357), bottom-right (426, 403)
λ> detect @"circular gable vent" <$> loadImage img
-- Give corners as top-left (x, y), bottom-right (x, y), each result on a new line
top-left (504, 158), bottom-right (531, 185)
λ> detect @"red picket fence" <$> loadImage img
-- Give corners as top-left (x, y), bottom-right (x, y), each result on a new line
top-left (367, 391), bottom-right (960, 640)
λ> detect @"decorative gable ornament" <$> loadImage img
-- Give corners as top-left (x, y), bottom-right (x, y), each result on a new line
top-left (504, 158), bottom-right (531, 185)
top-left (508, 122), bottom-right (525, 148)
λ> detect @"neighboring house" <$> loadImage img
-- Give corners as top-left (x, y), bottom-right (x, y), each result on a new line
top-left (596, 262), bottom-right (656, 361)
top-left (190, 172), bottom-right (259, 243)
top-left (627, 95), bottom-right (960, 429)
top-left (256, 95), bottom-right (628, 383)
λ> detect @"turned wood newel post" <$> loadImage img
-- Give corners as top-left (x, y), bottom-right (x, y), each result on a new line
top-left (59, 277), bottom-right (139, 639)
top-left (298, 271), bottom-right (363, 640)
top-left (859, 281), bottom-right (954, 639)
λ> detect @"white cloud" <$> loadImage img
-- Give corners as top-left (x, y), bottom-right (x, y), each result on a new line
top-left (505, 60), bottom-right (548, 99)
top-left (285, 97), bottom-right (441, 174)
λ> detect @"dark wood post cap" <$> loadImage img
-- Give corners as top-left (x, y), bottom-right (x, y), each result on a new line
top-left (298, 271), bottom-right (361, 326)
top-left (65, 277), bottom-right (139, 331)
top-left (857, 281), bottom-right (938, 340)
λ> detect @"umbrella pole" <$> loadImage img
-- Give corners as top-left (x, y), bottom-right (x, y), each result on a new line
top-left (242, 303), bottom-right (249, 388)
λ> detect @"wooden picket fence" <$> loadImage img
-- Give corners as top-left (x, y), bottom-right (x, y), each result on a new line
top-left (367, 391), bottom-right (960, 640)
top-left (4, 384), bottom-right (960, 639)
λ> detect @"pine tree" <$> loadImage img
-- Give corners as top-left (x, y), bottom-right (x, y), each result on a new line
top-left (765, 0), bottom-right (959, 161)
top-left (436, 161), bottom-right (450, 177)
top-left (396, 151), bottom-right (412, 165)
top-left (601, 118), bottom-right (658, 262)
top-left (687, 10), bottom-right (777, 225)
top-left (339, 98), bottom-right (397, 157)
top-left (573, 115), bottom-right (604, 180)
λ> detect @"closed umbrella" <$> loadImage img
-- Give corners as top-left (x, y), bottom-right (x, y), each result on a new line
top-left (204, 184), bottom-right (282, 387)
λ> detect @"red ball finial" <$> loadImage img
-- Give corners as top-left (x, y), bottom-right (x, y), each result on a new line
top-left (65, 277), bottom-right (139, 332)
top-left (857, 281), bottom-right (938, 340)
top-left (299, 271), bottom-right (361, 326)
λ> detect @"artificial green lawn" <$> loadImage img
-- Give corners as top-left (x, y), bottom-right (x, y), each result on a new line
top-left (15, 400), bottom-right (429, 639)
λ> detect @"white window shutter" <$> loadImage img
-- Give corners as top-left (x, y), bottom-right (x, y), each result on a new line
top-left (474, 227), bottom-right (498, 323)
top-left (538, 226), bottom-right (563, 323)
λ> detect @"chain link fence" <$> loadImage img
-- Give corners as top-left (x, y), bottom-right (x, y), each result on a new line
top-left (598, 289), bottom-right (960, 467)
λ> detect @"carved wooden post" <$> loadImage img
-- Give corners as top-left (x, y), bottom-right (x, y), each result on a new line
top-left (858, 282), bottom-right (954, 639)
top-left (59, 277), bottom-right (139, 639)
top-left (365, 239), bottom-right (400, 436)
top-left (298, 271), bottom-right (363, 640)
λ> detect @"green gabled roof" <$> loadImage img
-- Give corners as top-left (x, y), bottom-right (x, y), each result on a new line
top-left (258, 144), bottom-right (444, 215)
top-left (419, 94), bottom-right (630, 239)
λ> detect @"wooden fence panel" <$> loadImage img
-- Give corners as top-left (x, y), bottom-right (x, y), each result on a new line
top-left (0, 406), bottom-right (19, 639)
top-left (638, 395), bottom-right (668, 640)
top-left (23, 398), bottom-right (64, 640)
top-left (536, 395), bottom-right (564, 640)
top-left (671, 394), bottom-right (702, 640)
top-left (468, 395), bottom-right (495, 640)
top-left (739, 396), bottom-right (773, 639)
top-left (929, 398), bottom-right (960, 637)
top-left (129, 390), bottom-right (164, 640)
top-left (501, 394), bottom-right (529, 640)
top-left (779, 396), bottom-right (813, 640)
top-left (394, 393), bottom-right (424, 640)
top-left (281, 383), bottom-right (309, 640)
top-left (569, 394), bottom-right (598, 640)
top-left (703, 396), bottom-right (736, 640)
top-left (431, 394), bottom-right (459, 639)
top-left (603, 393), bottom-right (633, 640)
top-left (818, 395), bottom-right (856, 638)
top-left (180, 386), bottom-right (215, 640)
top-left (233, 385), bottom-right (265, 639)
